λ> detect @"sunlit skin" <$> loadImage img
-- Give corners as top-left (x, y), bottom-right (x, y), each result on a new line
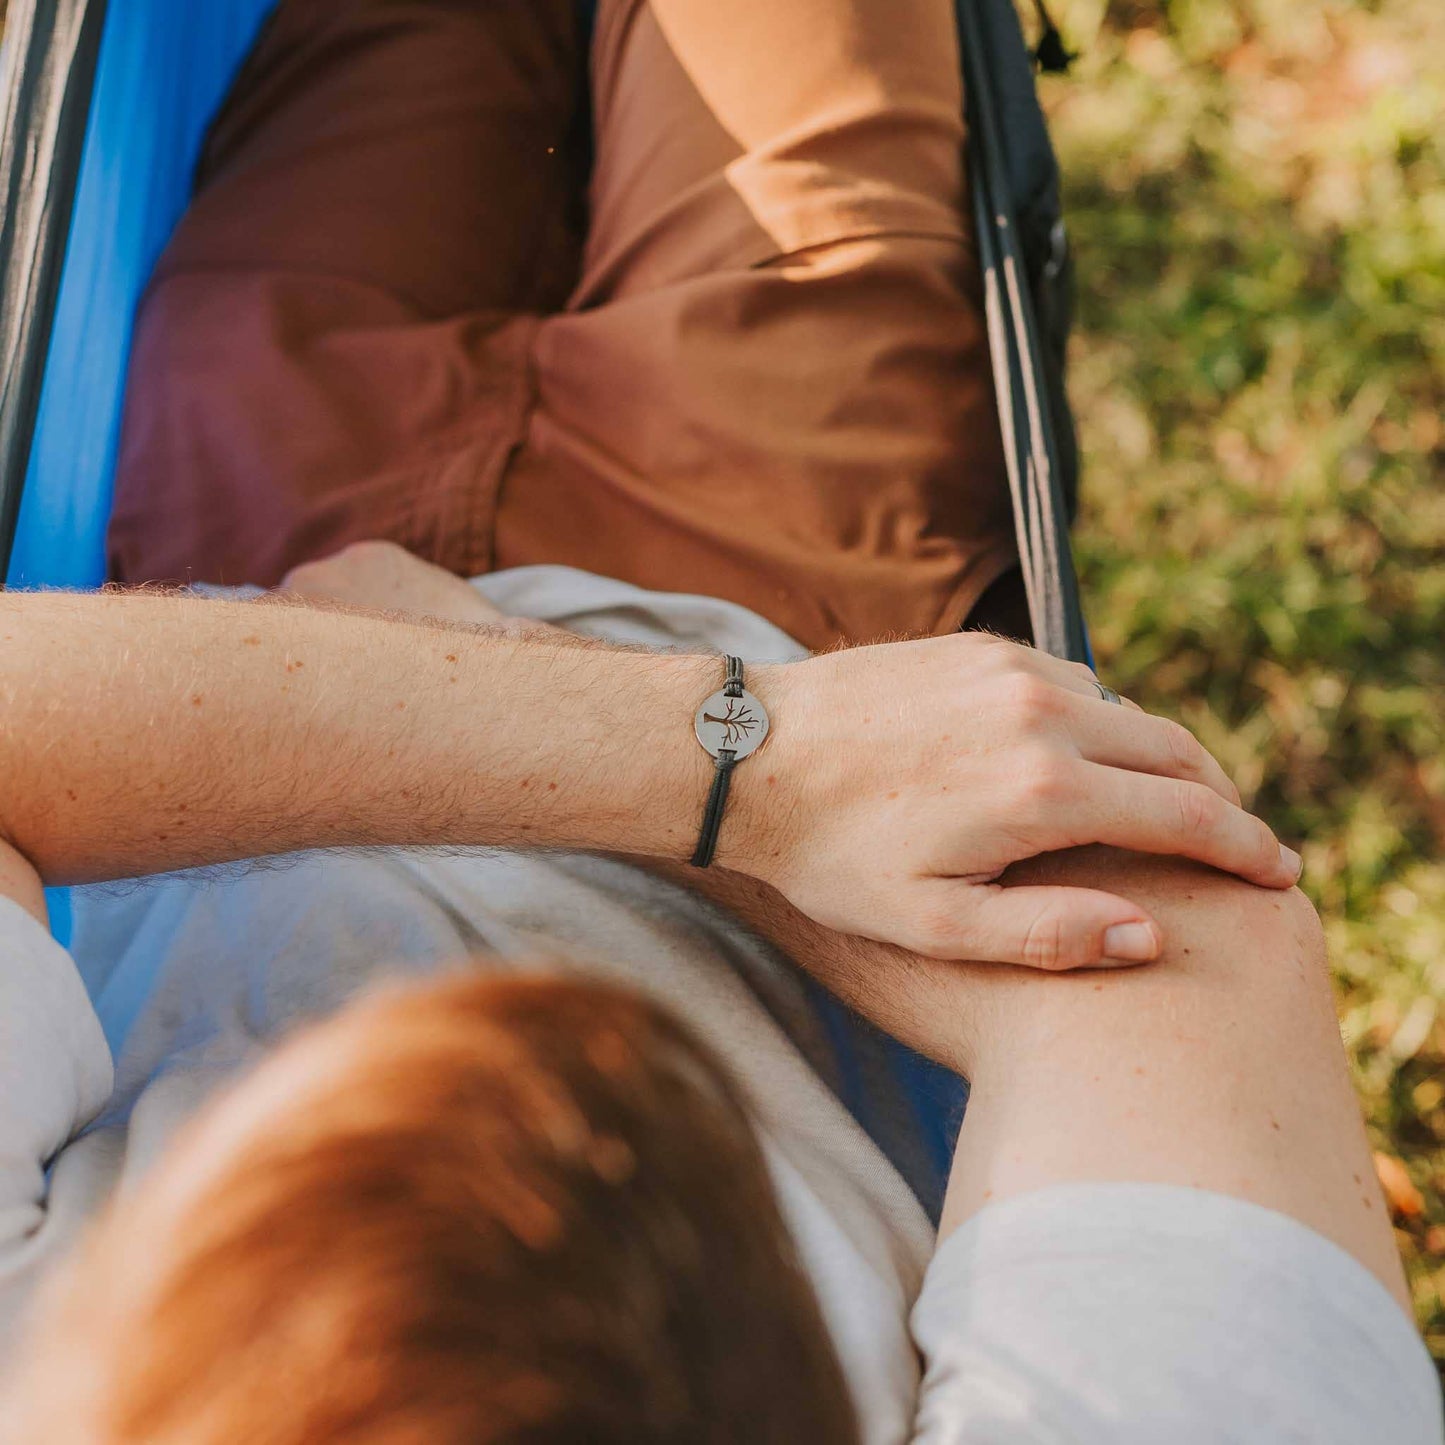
top-left (0, 546), bottom-right (1303, 977)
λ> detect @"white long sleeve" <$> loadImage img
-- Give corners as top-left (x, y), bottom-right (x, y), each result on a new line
top-left (909, 1183), bottom-right (1444, 1444)
top-left (0, 899), bottom-right (114, 1347)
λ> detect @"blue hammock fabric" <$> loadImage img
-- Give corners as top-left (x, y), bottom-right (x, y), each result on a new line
top-left (7, 0), bottom-right (277, 593)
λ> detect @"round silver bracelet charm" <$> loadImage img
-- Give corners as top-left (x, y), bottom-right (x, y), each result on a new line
top-left (694, 685), bottom-right (770, 760)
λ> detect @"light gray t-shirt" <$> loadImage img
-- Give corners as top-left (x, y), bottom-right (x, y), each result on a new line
top-left (0, 566), bottom-right (1438, 1443)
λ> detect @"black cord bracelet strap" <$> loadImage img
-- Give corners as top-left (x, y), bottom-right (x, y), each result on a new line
top-left (690, 655), bottom-right (769, 868)
top-left (690, 751), bottom-right (736, 868)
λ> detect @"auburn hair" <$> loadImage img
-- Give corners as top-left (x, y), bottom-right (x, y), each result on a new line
top-left (6, 973), bottom-right (860, 1444)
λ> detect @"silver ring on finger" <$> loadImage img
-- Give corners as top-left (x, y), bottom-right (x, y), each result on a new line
top-left (1093, 678), bottom-right (1122, 706)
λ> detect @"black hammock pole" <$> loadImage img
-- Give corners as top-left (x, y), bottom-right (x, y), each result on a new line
top-left (0, 0), bottom-right (111, 581)
top-left (956, 0), bottom-right (1090, 664)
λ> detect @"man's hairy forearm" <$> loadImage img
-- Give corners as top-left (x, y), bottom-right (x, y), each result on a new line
top-left (0, 579), bottom-right (1305, 973)
top-left (0, 590), bottom-right (735, 884)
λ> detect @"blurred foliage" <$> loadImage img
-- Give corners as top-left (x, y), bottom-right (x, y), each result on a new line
top-left (1039, 0), bottom-right (1445, 1372)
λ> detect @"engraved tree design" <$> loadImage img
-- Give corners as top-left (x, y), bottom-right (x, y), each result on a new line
top-left (703, 699), bottom-right (760, 748)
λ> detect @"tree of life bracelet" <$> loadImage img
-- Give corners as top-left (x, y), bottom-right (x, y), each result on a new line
top-left (690, 655), bottom-right (769, 868)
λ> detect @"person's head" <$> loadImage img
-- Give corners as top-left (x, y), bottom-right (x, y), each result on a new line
top-left (3, 972), bottom-right (858, 1445)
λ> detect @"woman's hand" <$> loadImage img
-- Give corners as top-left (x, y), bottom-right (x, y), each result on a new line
top-left (281, 540), bottom-right (567, 640)
top-left (730, 634), bottom-right (1300, 970)
top-left (280, 541), bottom-right (508, 626)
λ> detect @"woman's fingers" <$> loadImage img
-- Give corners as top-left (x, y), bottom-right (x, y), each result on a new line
top-left (281, 540), bottom-right (506, 626)
top-left (1066, 697), bottom-right (1242, 805)
top-left (906, 879), bottom-right (1161, 969)
top-left (1062, 763), bottom-right (1300, 888)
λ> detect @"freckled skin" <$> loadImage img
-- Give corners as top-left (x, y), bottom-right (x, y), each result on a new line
top-left (0, 589), bottom-right (727, 913)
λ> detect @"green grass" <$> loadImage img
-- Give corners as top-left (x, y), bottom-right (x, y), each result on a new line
top-left (1041, 0), bottom-right (1445, 1372)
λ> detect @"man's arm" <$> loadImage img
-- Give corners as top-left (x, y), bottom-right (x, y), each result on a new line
top-left (0, 588), bottom-right (718, 881)
top-left (0, 576), bottom-right (1299, 967)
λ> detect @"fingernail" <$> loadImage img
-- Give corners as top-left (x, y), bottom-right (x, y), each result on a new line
top-left (1103, 921), bottom-right (1158, 962)
top-left (1279, 844), bottom-right (1303, 881)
